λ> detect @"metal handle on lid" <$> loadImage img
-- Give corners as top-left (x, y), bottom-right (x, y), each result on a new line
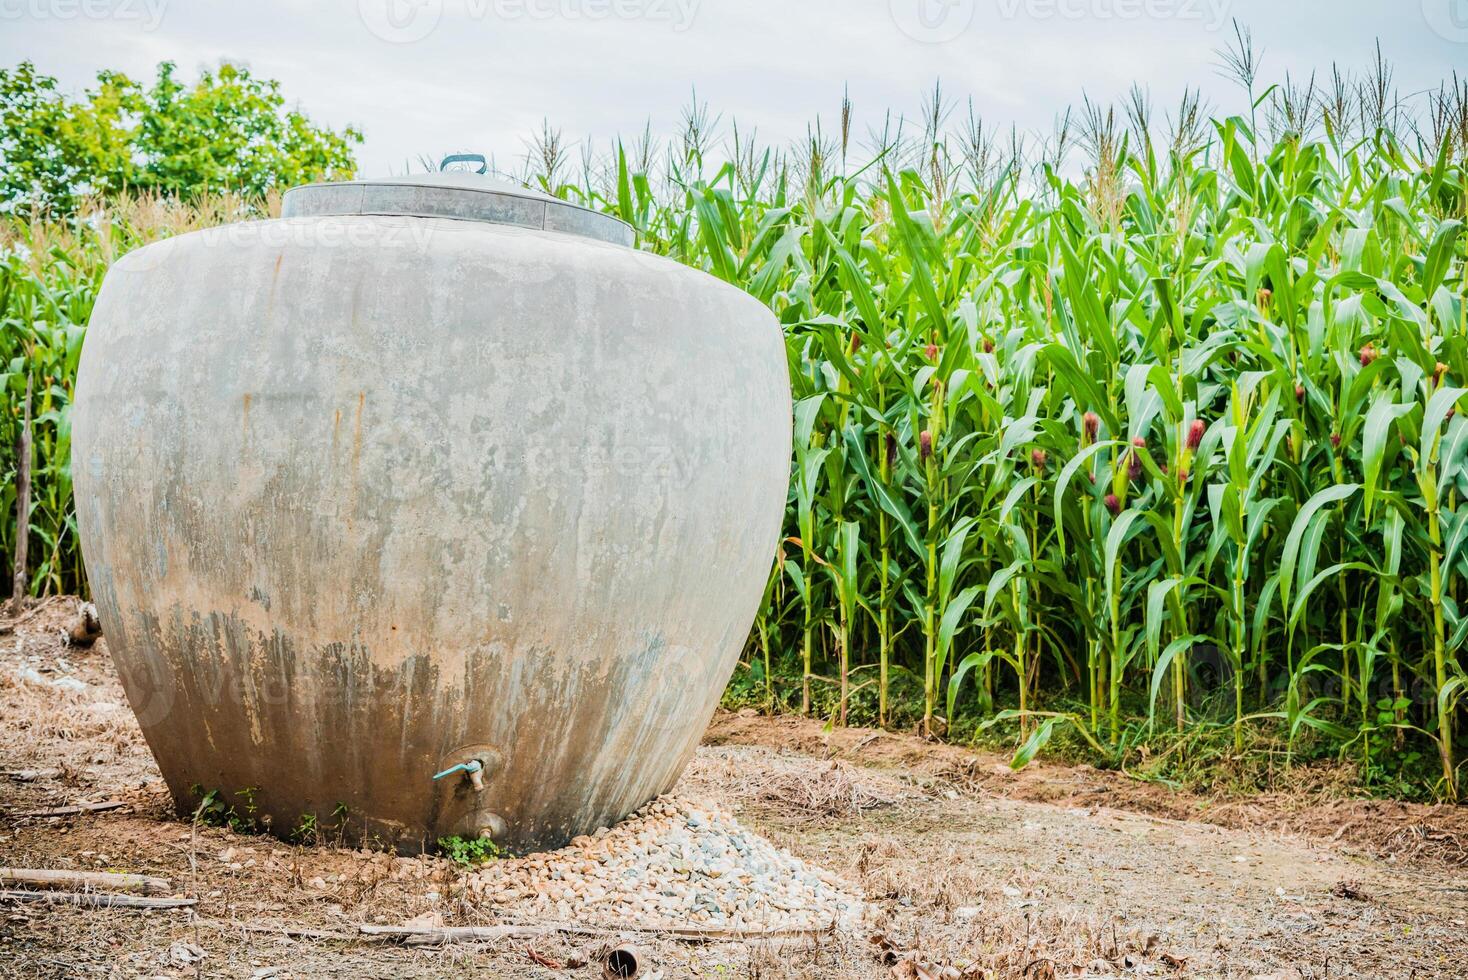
top-left (440, 153), bottom-right (488, 174)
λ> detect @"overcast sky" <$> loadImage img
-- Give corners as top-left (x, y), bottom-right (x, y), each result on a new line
top-left (4, 0), bottom-right (1467, 177)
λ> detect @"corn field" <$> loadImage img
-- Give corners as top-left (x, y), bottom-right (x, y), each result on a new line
top-left (0, 194), bottom-right (278, 597)
top-left (4, 52), bottom-right (1467, 798)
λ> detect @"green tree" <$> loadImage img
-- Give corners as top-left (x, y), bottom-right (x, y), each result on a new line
top-left (0, 60), bottom-right (361, 210)
top-left (0, 61), bottom-right (136, 205)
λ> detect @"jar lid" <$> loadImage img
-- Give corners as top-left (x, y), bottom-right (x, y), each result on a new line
top-left (281, 154), bottom-right (633, 247)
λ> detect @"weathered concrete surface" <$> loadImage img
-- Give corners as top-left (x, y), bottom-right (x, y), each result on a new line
top-left (72, 215), bottom-right (791, 853)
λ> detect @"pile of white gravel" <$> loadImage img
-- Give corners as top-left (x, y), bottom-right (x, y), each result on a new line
top-left (466, 796), bottom-right (866, 933)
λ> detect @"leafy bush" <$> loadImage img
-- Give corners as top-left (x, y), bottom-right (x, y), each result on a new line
top-left (0, 60), bottom-right (360, 210)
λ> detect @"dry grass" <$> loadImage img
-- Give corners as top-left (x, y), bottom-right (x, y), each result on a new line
top-left (0, 191), bottom-right (280, 273)
top-left (753, 760), bottom-right (905, 819)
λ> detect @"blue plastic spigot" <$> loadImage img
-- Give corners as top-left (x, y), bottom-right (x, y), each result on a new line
top-left (432, 760), bottom-right (484, 781)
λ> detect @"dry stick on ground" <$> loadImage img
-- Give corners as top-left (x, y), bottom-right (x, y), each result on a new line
top-left (360, 922), bottom-right (835, 946)
top-left (0, 868), bottom-right (173, 895)
top-left (195, 919), bottom-right (357, 942)
top-left (16, 800), bottom-right (127, 818)
top-left (0, 889), bottom-right (196, 910)
top-left (361, 924), bottom-right (560, 945)
top-left (7, 374), bottom-right (30, 617)
top-left (2, 768), bottom-right (60, 782)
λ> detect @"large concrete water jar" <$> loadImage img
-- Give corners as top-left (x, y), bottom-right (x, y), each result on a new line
top-left (72, 159), bottom-right (792, 853)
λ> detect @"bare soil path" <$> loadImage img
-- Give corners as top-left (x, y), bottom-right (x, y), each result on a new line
top-left (2, 600), bottom-right (1465, 979)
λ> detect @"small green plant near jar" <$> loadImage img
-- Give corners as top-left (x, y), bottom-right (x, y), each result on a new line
top-left (438, 835), bottom-right (506, 867)
top-left (189, 785), bottom-right (262, 833)
top-left (292, 802), bottom-right (353, 846)
top-left (293, 811), bottom-right (319, 844)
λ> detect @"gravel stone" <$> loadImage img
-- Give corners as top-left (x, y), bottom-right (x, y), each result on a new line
top-left (466, 796), bottom-right (866, 932)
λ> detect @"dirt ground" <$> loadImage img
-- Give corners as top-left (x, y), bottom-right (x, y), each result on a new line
top-left (2, 598), bottom-right (1466, 979)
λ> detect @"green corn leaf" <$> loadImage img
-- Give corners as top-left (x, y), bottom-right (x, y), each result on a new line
top-left (1280, 484), bottom-right (1358, 613)
top-left (938, 516), bottom-right (978, 606)
top-left (1148, 634), bottom-right (1210, 726)
top-left (947, 647), bottom-right (997, 721)
top-left (1053, 440), bottom-right (1120, 552)
top-left (1362, 392), bottom-right (1410, 519)
top-left (1144, 576), bottom-right (1186, 664)
top-left (1104, 510), bottom-right (1146, 610)
top-left (1421, 387), bottom-right (1468, 484)
top-left (1422, 219), bottom-right (1462, 299)
top-left (936, 585), bottom-right (981, 663)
